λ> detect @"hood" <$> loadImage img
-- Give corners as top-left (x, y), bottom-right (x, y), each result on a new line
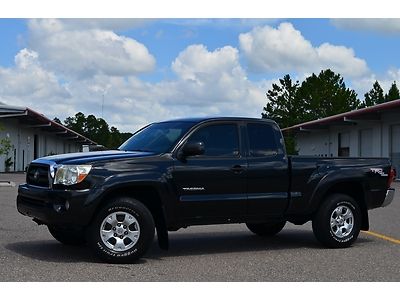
top-left (32, 150), bottom-right (155, 165)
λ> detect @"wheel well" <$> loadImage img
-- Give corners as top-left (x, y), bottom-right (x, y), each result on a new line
top-left (321, 182), bottom-right (369, 230)
top-left (94, 185), bottom-right (169, 249)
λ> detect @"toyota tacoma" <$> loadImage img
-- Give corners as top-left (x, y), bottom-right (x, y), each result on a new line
top-left (17, 117), bottom-right (395, 263)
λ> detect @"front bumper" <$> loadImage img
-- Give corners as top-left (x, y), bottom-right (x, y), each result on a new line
top-left (382, 188), bottom-right (395, 207)
top-left (17, 184), bottom-right (97, 227)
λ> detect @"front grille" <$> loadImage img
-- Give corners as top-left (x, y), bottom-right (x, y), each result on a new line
top-left (27, 164), bottom-right (50, 188)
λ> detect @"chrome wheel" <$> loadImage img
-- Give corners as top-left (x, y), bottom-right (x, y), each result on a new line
top-left (330, 205), bottom-right (354, 238)
top-left (100, 211), bottom-right (140, 252)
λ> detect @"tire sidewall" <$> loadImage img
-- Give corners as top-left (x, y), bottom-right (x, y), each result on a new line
top-left (88, 198), bottom-right (155, 263)
top-left (313, 194), bottom-right (361, 248)
top-left (328, 200), bottom-right (359, 244)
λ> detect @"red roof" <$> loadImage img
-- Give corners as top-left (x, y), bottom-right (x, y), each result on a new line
top-left (283, 99), bottom-right (400, 132)
top-left (0, 104), bottom-right (97, 145)
top-left (26, 108), bottom-right (97, 145)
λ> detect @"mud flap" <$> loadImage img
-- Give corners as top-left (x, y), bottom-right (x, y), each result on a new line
top-left (156, 223), bottom-right (169, 250)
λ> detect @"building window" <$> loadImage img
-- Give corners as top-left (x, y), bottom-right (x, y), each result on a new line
top-left (338, 132), bottom-right (350, 157)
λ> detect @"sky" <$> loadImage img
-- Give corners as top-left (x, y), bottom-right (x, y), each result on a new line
top-left (1, 18), bottom-right (400, 132)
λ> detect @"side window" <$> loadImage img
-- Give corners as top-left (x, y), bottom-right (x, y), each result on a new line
top-left (247, 123), bottom-right (278, 157)
top-left (186, 124), bottom-right (239, 157)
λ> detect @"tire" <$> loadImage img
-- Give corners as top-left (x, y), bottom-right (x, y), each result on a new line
top-left (312, 193), bottom-right (361, 248)
top-left (87, 197), bottom-right (155, 263)
top-left (246, 221), bottom-right (286, 236)
top-left (48, 226), bottom-right (86, 246)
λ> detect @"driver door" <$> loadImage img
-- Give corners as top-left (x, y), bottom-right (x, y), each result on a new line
top-left (172, 122), bottom-right (247, 224)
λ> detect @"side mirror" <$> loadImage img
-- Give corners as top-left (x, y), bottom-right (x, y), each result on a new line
top-left (181, 141), bottom-right (205, 157)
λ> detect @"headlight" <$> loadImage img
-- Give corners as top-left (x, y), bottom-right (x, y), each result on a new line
top-left (54, 165), bottom-right (92, 185)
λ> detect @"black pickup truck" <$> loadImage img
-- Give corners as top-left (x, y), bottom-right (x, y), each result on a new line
top-left (17, 117), bottom-right (395, 263)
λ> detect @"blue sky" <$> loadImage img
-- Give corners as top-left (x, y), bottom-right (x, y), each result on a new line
top-left (1, 18), bottom-right (400, 131)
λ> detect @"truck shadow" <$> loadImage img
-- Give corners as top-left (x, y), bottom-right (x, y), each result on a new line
top-left (5, 229), bottom-right (373, 264)
top-left (147, 229), bottom-right (372, 259)
top-left (5, 240), bottom-right (101, 264)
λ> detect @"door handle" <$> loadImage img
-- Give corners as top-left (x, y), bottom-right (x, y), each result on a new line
top-left (231, 165), bottom-right (244, 174)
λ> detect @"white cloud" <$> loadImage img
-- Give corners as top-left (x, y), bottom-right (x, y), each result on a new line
top-left (27, 19), bottom-right (156, 78)
top-left (0, 43), bottom-right (271, 133)
top-left (0, 49), bottom-right (70, 103)
top-left (95, 44), bottom-right (270, 131)
top-left (352, 68), bottom-right (400, 98)
top-left (0, 49), bottom-right (80, 121)
top-left (239, 22), bottom-right (369, 78)
top-left (331, 19), bottom-right (400, 34)
top-left (168, 44), bottom-right (268, 114)
top-left (0, 20), bottom-right (382, 135)
top-left (172, 44), bottom-right (244, 82)
top-left (3, 18), bottom-right (400, 138)
top-left (4, 21), bottom-right (354, 134)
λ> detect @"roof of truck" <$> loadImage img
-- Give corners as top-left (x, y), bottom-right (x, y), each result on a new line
top-left (162, 117), bottom-right (274, 123)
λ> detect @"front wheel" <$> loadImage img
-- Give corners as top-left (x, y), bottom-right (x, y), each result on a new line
top-left (312, 193), bottom-right (361, 248)
top-left (246, 221), bottom-right (286, 236)
top-left (87, 197), bottom-right (155, 263)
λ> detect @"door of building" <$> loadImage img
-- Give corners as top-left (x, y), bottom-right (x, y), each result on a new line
top-left (391, 125), bottom-right (400, 176)
top-left (359, 128), bottom-right (373, 157)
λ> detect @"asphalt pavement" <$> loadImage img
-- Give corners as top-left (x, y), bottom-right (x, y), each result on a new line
top-left (0, 173), bottom-right (399, 281)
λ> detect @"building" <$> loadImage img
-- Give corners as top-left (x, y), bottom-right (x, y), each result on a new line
top-left (283, 99), bottom-right (400, 173)
top-left (0, 103), bottom-right (97, 172)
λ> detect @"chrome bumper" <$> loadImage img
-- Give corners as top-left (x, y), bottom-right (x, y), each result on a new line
top-left (382, 188), bottom-right (395, 207)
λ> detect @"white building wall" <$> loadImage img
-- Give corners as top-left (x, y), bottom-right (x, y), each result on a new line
top-left (0, 119), bottom-right (20, 172)
top-left (295, 110), bottom-right (400, 166)
top-left (1, 119), bottom-right (83, 172)
top-left (0, 119), bottom-right (36, 172)
top-left (296, 130), bottom-right (331, 157)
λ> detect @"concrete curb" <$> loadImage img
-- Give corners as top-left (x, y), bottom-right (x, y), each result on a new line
top-left (0, 181), bottom-right (16, 187)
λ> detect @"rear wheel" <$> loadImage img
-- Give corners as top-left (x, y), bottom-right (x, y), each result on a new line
top-left (48, 226), bottom-right (86, 245)
top-left (87, 197), bottom-right (155, 263)
top-left (246, 221), bottom-right (286, 236)
top-left (312, 193), bottom-right (361, 248)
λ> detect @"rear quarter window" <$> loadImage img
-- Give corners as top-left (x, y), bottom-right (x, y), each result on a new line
top-left (247, 123), bottom-right (279, 157)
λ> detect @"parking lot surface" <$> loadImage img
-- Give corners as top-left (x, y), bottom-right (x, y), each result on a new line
top-left (0, 173), bottom-right (399, 281)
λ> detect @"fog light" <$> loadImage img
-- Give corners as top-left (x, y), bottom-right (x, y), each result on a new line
top-left (53, 204), bottom-right (63, 213)
top-left (53, 200), bottom-right (70, 213)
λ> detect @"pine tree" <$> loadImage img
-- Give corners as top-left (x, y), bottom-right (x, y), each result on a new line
top-left (385, 81), bottom-right (400, 102)
top-left (364, 80), bottom-right (385, 107)
top-left (262, 74), bottom-right (301, 154)
top-left (262, 74), bottom-right (301, 128)
top-left (63, 112), bottom-right (132, 148)
top-left (297, 69), bottom-right (360, 121)
top-left (262, 70), bottom-right (360, 154)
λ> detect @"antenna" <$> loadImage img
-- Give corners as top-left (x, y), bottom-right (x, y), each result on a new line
top-left (101, 93), bottom-right (104, 119)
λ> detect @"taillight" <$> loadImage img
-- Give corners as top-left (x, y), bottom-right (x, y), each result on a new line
top-left (388, 167), bottom-right (396, 188)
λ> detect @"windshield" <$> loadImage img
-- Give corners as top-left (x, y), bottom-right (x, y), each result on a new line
top-left (119, 121), bottom-right (195, 154)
